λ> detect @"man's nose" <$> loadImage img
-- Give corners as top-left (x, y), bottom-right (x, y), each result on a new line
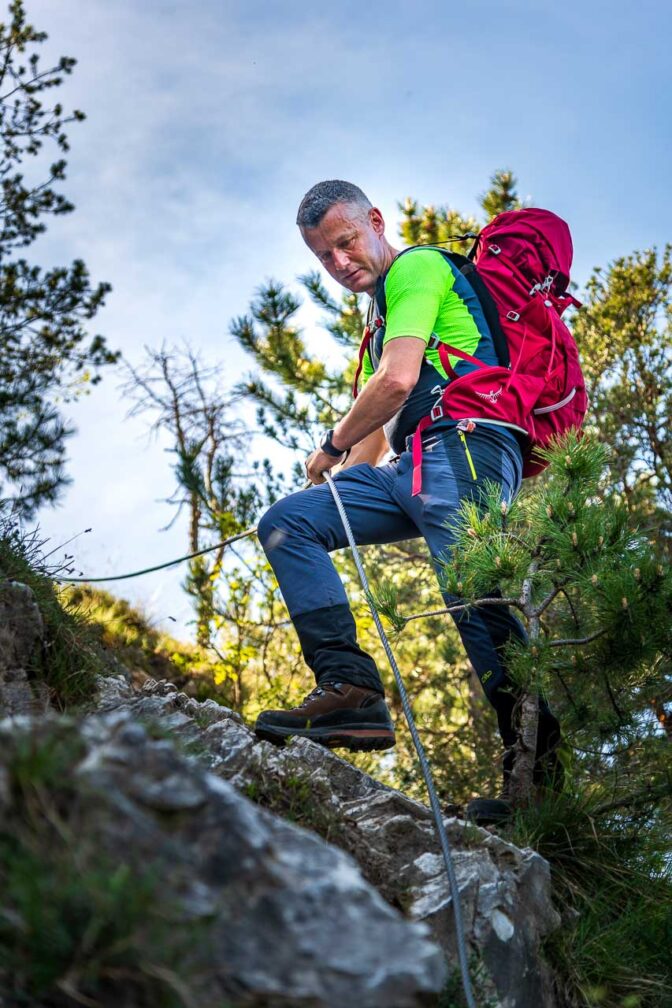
top-left (332, 248), bottom-right (351, 272)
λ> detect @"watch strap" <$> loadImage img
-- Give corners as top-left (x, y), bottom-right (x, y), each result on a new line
top-left (321, 429), bottom-right (346, 458)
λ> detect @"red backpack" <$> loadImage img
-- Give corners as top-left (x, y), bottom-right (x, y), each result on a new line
top-left (355, 208), bottom-right (588, 494)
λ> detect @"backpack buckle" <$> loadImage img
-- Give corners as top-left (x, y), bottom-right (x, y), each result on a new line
top-left (489, 244), bottom-right (501, 255)
top-left (430, 403), bottom-right (445, 422)
top-left (506, 310), bottom-right (520, 322)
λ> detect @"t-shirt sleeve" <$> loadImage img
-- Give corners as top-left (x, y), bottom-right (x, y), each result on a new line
top-left (382, 250), bottom-right (454, 346)
top-left (359, 341), bottom-right (374, 388)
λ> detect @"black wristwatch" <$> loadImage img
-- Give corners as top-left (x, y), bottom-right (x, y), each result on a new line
top-left (320, 429), bottom-right (347, 458)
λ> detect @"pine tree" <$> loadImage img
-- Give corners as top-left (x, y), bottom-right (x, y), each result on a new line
top-left (0, 1), bottom-right (116, 516)
top-left (230, 277), bottom-right (362, 466)
top-left (433, 431), bottom-right (672, 808)
top-left (572, 246), bottom-right (672, 527)
top-left (398, 168), bottom-right (522, 249)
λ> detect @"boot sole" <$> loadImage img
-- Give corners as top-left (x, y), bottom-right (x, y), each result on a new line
top-left (254, 723), bottom-right (396, 752)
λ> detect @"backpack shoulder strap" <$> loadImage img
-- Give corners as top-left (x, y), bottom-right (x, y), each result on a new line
top-left (377, 245), bottom-right (510, 369)
top-left (374, 244), bottom-right (420, 317)
top-left (438, 250), bottom-right (511, 368)
top-left (374, 274), bottom-right (387, 319)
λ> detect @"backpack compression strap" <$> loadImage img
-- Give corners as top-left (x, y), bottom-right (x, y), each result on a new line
top-left (410, 341), bottom-right (487, 495)
top-left (352, 327), bottom-right (372, 399)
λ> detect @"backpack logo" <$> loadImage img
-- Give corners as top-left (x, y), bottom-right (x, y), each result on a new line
top-left (475, 386), bottom-right (504, 404)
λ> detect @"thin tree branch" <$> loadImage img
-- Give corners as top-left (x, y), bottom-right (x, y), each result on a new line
top-left (549, 628), bottom-right (608, 648)
top-left (403, 596), bottom-right (522, 625)
top-left (592, 782), bottom-right (672, 817)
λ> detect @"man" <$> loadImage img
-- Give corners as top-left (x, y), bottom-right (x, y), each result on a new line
top-left (254, 180), bottom-right (560, 819)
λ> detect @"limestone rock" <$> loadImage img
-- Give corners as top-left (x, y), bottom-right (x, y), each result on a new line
top-left (0, 581), bottom-right (49, 715)
top-left (118, 679), bottom-right (562, 1008)
top-left (0, 710), bottom-right (445, 1007)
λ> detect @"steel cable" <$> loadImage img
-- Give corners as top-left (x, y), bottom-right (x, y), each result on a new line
top-left (56, 526), bottom-right (259, 583)
top-left (324, 471), bottom-right (476, 1008)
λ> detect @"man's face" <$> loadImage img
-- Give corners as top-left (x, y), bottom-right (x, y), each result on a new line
top-left (300, 202), bottom-right (387, 295)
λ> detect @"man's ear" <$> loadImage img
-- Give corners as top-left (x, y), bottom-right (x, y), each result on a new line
top-left (369, 207), bottom-right (385, 236)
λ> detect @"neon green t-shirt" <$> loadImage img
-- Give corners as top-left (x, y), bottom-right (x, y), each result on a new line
top-left (358, 247), bottom-right (499, 451)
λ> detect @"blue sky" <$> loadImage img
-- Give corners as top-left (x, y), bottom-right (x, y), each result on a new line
top-left (24, 0), bottom-right (671, 637)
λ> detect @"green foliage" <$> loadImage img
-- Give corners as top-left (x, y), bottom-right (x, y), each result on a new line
top-left (437, 955), bottom-right (498, 1008)
top-left (0, 723), bottom-right (214, 1008)
top-left (399, 196), bottom-right (478, 251)
top-left (509, 791), bottom-right (672, 1008)
top-left (0, 510), bottom-right (230, 710)
top-left (0, 1), bottom-right (118, 516)
top-left (231, 277), bottom-right (359, 459)
top-left (63, 582), bottom-right (200, 681)
top-left (0, 508), bottom-right (105, 706)
top-left (398, 169), bottom-right (522, 250)
top-left (440, 433), bottom-right (672, 739)
top-left (573, 245), bottom-right (672, 529)
top-left (480, 169), bottom-right (523, 221)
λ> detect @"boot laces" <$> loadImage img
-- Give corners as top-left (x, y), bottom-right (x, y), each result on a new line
top-left (298, 686), bottom-right (324, 708)
top-left (297, 684), bottom-right (340, 708)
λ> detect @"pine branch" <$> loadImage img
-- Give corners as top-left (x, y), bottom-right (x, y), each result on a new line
top-left (592, 781), bottom-right (672, 817)
top-left (402, 596), bottom-right (522, 626)
top-left (549, 629), bottom-right (608, 648)
top-left (534, 578), bottom-right (570, 618)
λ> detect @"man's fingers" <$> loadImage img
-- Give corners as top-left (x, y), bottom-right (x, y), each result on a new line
top-left (304, 449), bottom-right (336, 486)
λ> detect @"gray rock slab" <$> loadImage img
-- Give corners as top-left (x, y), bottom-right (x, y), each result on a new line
top-left (118, 679), bottom-right (562, 1008)
top-left (1, 710), bottom-right (445, 1007)
top-left (0, 581), bottom-right (49, 715)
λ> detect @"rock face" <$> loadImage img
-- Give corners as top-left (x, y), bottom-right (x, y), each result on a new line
top-left (0, 581), bottom-right (49, 715)
top-left (0, 708), bottom-right (445, 1006)
top-left (0, 583), bottom-right (561, 1008)
top-left (100, 676), bottom-right (562, 1008)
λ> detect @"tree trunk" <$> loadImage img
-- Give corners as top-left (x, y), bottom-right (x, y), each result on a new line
top-left (508, 691), bottom-right (538, 806)
top-left (508, 564), bottom-right (540, 807)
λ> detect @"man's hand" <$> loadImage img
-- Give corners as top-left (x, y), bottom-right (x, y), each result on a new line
top-left (305, 446), bottom-right (343, 485)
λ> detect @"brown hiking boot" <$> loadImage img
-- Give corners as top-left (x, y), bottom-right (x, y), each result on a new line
top-left (254, 682), bottom-right (396, 751)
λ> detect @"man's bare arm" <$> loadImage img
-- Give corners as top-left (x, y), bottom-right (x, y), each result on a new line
top-left (332, 337), bottom-right (426, 449)
top-left (336, 427), bottom-right (389, 472)
top-left (304, 337), bottom-right (425, 484)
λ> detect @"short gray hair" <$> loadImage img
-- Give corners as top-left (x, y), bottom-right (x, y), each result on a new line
top-left (296, 180), bottom-right (372, 229)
